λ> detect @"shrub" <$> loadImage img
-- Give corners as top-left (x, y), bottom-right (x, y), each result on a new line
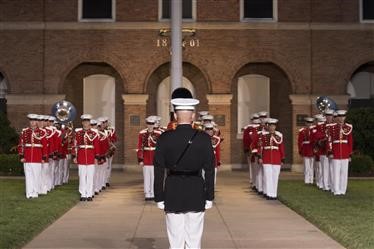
top-left (346, 108), bottom-right (374, 160)
top-left (0, 154), bottom-right (23, 176)
top-left (349, 154), bottom-right (374, 176)
top-left (0, 112), bottom-right (19, 154)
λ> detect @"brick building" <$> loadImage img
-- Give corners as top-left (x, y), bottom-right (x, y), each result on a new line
top-left (1, 0), bottom-right (373, 169)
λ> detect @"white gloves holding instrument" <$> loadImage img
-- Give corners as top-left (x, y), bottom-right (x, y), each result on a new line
top-left (157, 201), bottom-right (165, 210)
top-left (205, 200), bottom-right (213, 209)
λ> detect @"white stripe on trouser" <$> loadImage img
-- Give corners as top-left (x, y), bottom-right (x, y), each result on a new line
top-left (62, 157), bottom-right (70, 184)
top-left (24, 163), bottom-right (41, 198)
top-left (166, 212), bottom-right (205, 249)
top-left (53, 160), bottom-right (60, 186)
top-left (256, 164), bottom-right (263, 193)
top-left (328, 157), bottom-right (334, 192)
top-left (214, 167), bottom-right (218, 185)
top-left (143, 166), bottom-right (154, 198)
top-left (78, 165), bottom-right (95, 198)
top-left (247, 157), bottom-right (252, 184)
top-left (333, 159), bottom-right (349, 195)
top-left (49, 159), bottom-right (55, 189)
top-left (58, 159), bottom-right (64, 185)
top-left (320, 155), bottom-right (330, 190)
top-left (303, 157), bottom-right (314, 184)
top-left (105, 156), bottom-right (113, 184)
top-left (40, 163), bottom-right (49, 194)
top-left (263, 164), bottom-right (281, 198)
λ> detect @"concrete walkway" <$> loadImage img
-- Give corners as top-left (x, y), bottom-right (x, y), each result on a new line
top-left (24, 166), bottom-right (344, 249)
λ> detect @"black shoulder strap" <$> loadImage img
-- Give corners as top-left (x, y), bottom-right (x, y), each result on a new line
top-left (173, 130), bottom-right (199, 169)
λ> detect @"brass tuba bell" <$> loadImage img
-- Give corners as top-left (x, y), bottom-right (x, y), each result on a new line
top-left (315, 96), bottom-right (337, 114)
top-left (51, 100), bottom-right (77, 123)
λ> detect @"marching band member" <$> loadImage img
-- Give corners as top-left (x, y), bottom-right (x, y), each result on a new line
top-left (73, 114), bottom-right (100, 201)
top-left (330, 110), bottom-right (353, 196)
top-left (325, 109), bottom-right (336, 192)
top-left (18, 114), bottom-right (48, 199)
top-left (103, 117), bottom-right (117, 187)
top-left (258, 118), bottom-right (285, 200)
top-left (204, 123), bottom-right (221, 185)
top-left (137, 116), bottom-right (162, 201)
top-left (298, 117), bottom-right (316, 184)
top-left (257, 111), bottom-right (268, 196)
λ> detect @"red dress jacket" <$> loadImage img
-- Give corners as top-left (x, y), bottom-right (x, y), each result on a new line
top-left (259, 131), bottom-right (285, 165)
top-left (18, 127), bottom-right (48, 163)
top-left (73, 128), bottom-right (100, 165)
top-left (98, 130), bottom-right (110, 164)
top-left (211, 135), bottom-right (221, 167)
top-left (298, 126), bottom-right (315, 157)
top-left (137, 129), bottom-right (162, 165)
top-left (330, 123), bottom-right (353, 159)
top-left (45, 126), bottom-right (57, 158)
top-left (311, 123), bottom-right (329, 156)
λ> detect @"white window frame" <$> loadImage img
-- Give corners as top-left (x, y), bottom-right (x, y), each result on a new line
top-left (158, 0), bottom-right (197, 22)
top-left (78, 0), bottom-right (116, 22)
top-left (240, 0), bottom-right (278, 22)
top-left (359, 0), bottom-right (374, 23)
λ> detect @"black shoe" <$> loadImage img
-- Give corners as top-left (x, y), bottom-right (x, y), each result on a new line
top-left (106, 183), bottom-right (110, 187)
top-left (257, 191), bottom-right (263, 195)
top-left (87, 197), bottom-right (93, 201)
top-left (95, 192), bottom-right (99, 195)
top-left (266, 196), bottom-right (271, 200)
top-left (80, 197), bottom-right (86, 201)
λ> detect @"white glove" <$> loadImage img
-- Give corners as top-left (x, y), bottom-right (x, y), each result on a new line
top-left (157, 201), bottom-right (165, 210)
top-left (205, 200), bottom-right (213, 210)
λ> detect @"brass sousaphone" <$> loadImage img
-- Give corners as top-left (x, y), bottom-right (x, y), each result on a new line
top-left (51, 100), bottom-right (77, 123)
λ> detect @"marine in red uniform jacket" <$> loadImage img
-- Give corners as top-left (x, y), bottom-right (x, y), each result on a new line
top-left (311, 122), bottom-right (329, 156)
top-left (18, 127), bottom-right (48, 163)
top-left (137, 129), bottom-right (162, 165)
top-left (98, 128), bottom-right (110, 164)
top-left (45, 126), bottom-right (57, 159)
top-left (330, 123), bottom-right (353, 159)
top-left (298, 125), bottom-right (315, 157)
top-left (73, 128), bottom-right (100, 165)
top-left (258, 130), bottom-right (285, 165)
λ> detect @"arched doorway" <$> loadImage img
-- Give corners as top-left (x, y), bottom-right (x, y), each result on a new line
top-left (0, 72), bottom-right (8, 114)
top-left (231, 62), bottom-right (293, 165)
top-left (347, 62), bottom-right (374, 108)
top-left (146, 62), bottom-right (210, 122)
top-left (63, 62), bottom-right (125, 163)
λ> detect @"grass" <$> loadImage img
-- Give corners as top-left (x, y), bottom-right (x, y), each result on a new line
top-left (0, 179), bottom-right (79, 249)
top-left (278, 180), bottom-right (374, 249)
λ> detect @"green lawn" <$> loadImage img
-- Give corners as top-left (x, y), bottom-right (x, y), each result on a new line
top-left (0, 179), bottom-right (79, 249)
top-left (278, 180), bottom-right (374, 249)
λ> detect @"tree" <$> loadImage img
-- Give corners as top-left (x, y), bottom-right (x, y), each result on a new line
top-left (0, 112), bottom-right (19, 154)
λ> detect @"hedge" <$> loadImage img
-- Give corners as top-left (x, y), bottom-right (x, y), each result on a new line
top-left (349, 154), bottom-right (374, 176)
top-left (0, 154), bottom-right (23, 176)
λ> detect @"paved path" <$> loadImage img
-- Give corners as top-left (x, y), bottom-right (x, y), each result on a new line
top-left (24, 167), bottom-right (344, 249)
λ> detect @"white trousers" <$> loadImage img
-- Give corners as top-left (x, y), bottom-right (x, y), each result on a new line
top-left (256, 164), bottom-right (264, 193)
top-left (303, 157), bottom-right (314, 184)
top-left (40, 162), bottom-right (49, 194)
top-left (328, 157), bottom-right (334, 192)
top-left (24, 163), bottom-right (41, 198)
top-left (143, 166), bottom-right (154, 198)
top-left (263, 165), bottom-right (281, 198)
top-left (251, 160), bottom-right (257, 188)
top-left (320, 155), bottom-right (330, 190)
top-left (332, 159), bottom-right (349, 195)
top-left (57, 159), bottom-right (64, 185)
top-left (105, 156), bottom-right (113, 184)
top-left (101, 162), bottom-right (107, 189)
top-left (49, 159), bottom-right (55, 190)
top-left (166, 212), bottom-right (205, 249)
top-left (78, 165), bottom-right (95, 198)
top-left (94, 163), bottom-right (101, 193)
top-left (247, 156), bottom-right (253, 184)
top-left (314, 160), bottom-right (323, 188)
top-left (53, 159), bottom-right (60, 186)
top-left (62, 157), bottom-right (70, 184)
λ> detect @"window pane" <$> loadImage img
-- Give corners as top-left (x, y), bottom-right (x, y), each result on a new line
top-left (82, 0), bottom-right (112, 19)
top-left (162, 0), bottom-right (193, 19)
top-left (363, 0), bottom-right (374, 20)
top-left (244, 0), bottom-right (273, 19)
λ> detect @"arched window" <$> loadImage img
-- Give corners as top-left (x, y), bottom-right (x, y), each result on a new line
top-left (157, 76), bottom-right (194, 127)
top-left (347, 71), bottom-right (374, 99)
top-left (237, 74), bottom-right (269, 134)
top-left (83, 74), bottom-right (115, 123)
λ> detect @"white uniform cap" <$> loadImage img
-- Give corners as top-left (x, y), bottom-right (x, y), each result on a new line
top-left (258, 111), bottom-right (268, 117)
top-left (305, 117), bottom-right (314, 123)
top-left (155, 116), bottom-right (162, 121)
top-left (146, 116), bottom-right (157, 123)
top-left (97, 117), bottom-right (107, 122)
top-left (35, 115), bottom-right (43, 120)
top-left (317, 116), bottom-right (326, 122)
top-left (252, 119), bottom-right (261, 124)
top-left (27, 114), bottom-right (38, 120)
top-left (171, 98), bottom-right (200, 111)
top-left (251, 113), bottom-right (260, 120)
top-left (80, 114), bottom-right (92, 120)
top-left (325, 109), bottom-right (334, 115)
top-left (266, 118), bottom-right (278, 124)
top-left (198, 111), bottom-right (209, 116)
top-left (204, 123), bottom-right (214, 129)
top-left (202, 115), bottom-right (214, 121)
top-left (313, 114), bottom-right (323, 120)
top-left (333, 111), bottom-right (338, 117)
top-left (336, 110), bottom-right (347, 116)
top-left (90, 119), bottom-right (97, 125)
top-left (48, 116), bottom-right (56, 121)
top-left (97, 121), bottom-right (102, 126)
top-left (41, 115), bottom-right (50, 121)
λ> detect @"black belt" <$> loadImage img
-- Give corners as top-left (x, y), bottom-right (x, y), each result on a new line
top-left (168, 170), bottom-right (201, 177)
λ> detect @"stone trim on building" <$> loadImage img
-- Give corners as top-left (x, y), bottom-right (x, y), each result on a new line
top-left (6, 94), bottom-right (65, 105)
